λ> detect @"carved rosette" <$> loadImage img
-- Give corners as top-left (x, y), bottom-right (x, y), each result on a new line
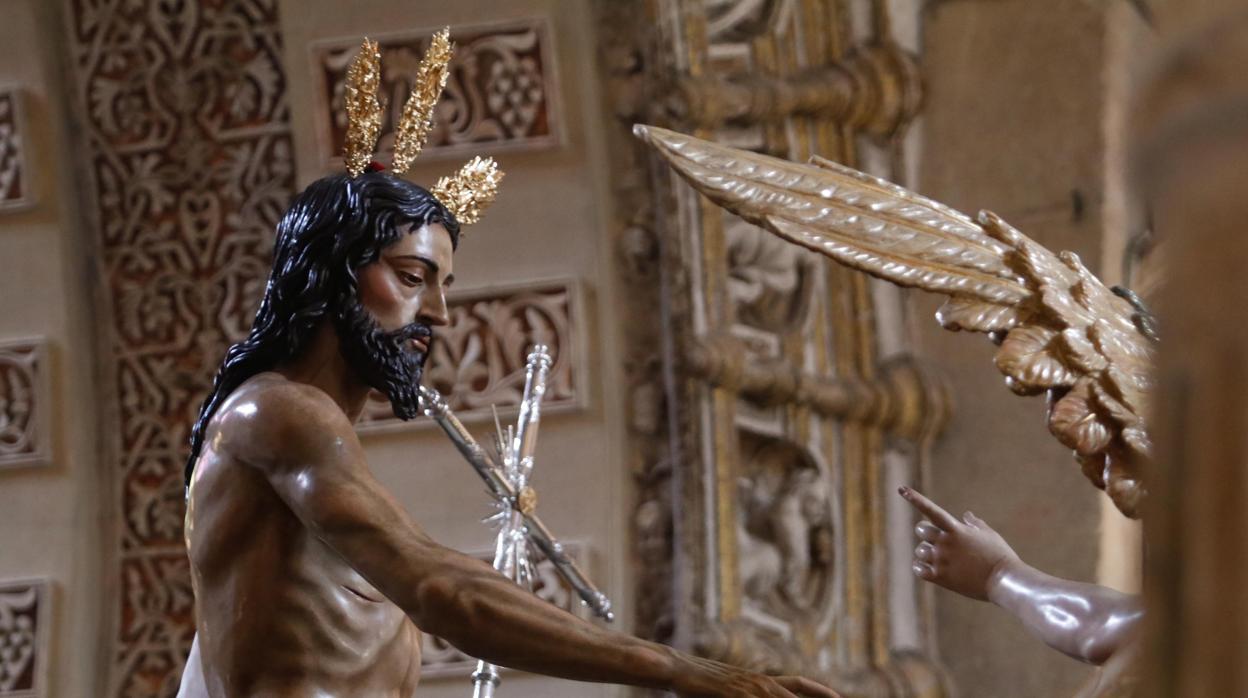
top-left (0, 339), bottom-right (50, 470)
top-left (63, 0), bottom-right (296, 693)
top-left (313, 18), bottom-right (561, 168)
top-left (0, 87), bottom-right (31, 211)
top-left (0, 579), bottom-right (50, 697)
top-left (599, 0), bottom-right (946, 695)
top-left (358, 278), bottom-right (584, 430)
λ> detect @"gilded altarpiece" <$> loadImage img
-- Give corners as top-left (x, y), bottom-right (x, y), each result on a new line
top-left (600, 1), bottom-right (949, 694)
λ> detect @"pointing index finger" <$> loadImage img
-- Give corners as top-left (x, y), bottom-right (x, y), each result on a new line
top-left (898, 486), bottom-right (961, 531)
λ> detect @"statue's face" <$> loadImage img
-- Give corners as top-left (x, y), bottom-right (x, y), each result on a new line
top-left (357, 222), bottom-right (455, 338)
top-left (333, 222), bottom-right (455, 419)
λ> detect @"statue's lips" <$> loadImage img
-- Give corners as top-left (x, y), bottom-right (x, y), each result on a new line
top-left (410, 337), bottom-right (429, 354)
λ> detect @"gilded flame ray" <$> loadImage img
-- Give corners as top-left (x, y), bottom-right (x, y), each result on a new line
top-left (343, 38), bottom-right (383, 177)
top-left (339, 32), bottom-right (502, 226)
top-left (432, 156), bottom-right (504, 227)
top-left (391, 28), bottom-right (453, 175)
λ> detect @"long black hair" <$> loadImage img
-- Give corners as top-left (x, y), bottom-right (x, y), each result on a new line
top-left (185, 170), bottom-right (460, 485)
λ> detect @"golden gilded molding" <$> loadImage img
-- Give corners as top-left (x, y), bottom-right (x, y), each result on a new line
top-left (684, 334), bottom-right (950, 442)
top-left (664, 44), bottom-right (921, 137)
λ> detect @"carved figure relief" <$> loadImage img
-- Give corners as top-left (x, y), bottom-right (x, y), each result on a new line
top-left (64, 0), bottom-right (296, 692)
top-left (0, 88), bottom-right (30, 211)
top-left (358, 279), bottom-right (583, 429)
top-left (0, 339), bottom-right (50, 470)
top-left (726, 216), bottom-right (815, 334)
top-left (0, 579), bottom-right (48, 697)
top-left (736, 434), bottom-right (833, 616)
top-left (313, 19), bottom-right (560, 168)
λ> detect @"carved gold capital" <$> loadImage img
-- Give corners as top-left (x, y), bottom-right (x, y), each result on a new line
top-left (684, 335), bottom-right (950, 442)
top-left (664, 43), bottom-right (921, 137)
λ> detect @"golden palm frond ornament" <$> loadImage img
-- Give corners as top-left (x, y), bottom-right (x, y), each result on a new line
top-left (635, 124), bottom-right (1156, 518)
top-left (342, 30), bottom-right (503, 227)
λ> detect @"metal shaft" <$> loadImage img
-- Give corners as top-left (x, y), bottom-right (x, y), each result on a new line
top-left (418, 385), bottom-right (614, 621)
top-left (512, 345), bottom-right (553, 478)
top-left (417, 346), bottom-right (615, 697)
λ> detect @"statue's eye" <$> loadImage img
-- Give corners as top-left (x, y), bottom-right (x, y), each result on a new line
top-left (399, 272), bottom-right (423, 286)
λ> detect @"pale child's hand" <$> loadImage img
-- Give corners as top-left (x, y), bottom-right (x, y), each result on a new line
top-left (898, 486), bottom-right (1020, 602)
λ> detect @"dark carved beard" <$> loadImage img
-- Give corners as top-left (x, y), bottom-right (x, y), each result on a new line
top-left (332, 296), bottom-right (432, 420)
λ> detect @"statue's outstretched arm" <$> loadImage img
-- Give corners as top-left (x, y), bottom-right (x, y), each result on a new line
top-left (222, 381), bottom-right (838, 698)
top-left (900, 487), bottom-right (1142, 665)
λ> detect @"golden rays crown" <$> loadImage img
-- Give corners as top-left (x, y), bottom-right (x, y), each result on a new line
top-left (342, 29), bottom-right (503, 227)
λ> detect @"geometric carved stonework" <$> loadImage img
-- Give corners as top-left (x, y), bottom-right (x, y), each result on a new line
top-left (312, 18), bottom-right (560, 168)
top-left (62, 0), bottom-right (297, 693)
top-left (420, 543), bottom-right (590, 678)
top-left (0, 339), bottom-right (50, 470)
top-left (0, 87), bottom-right (32, 211)
top-left (0, 579), bottom-right (50, 697)
top-left (358, 278), bottom-right (584, 431)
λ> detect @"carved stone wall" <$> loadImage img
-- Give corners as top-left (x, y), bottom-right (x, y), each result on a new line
top-left (61, 0), bottom-right (296, 693)
top-left (599, 1), bottom-right (946, 695)
top-left (0, 88), bottom-right (31, 211)
top-left (311, 18), bottom-right (560, 168)
top-left (0, 339), bottom-right (50, 470)
top-left (0, 579), bottom-right (50, 698)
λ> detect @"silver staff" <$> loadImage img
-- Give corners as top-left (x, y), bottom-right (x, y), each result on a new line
top-left (417, 346), bottom-right (614, 698)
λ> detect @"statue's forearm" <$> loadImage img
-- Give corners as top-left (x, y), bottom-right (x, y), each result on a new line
top-left (987, 560), bottom-right (1143, 665)
top-left (297, 493), bottom-right (682, 689)
top-left (412, 559), bottom-right (679, 689)
top-left (264, 446), bottom-right (685, 690)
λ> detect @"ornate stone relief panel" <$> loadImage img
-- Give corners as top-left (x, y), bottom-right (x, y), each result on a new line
top-left (311, 18), bottom-right (561, 169)
top-left (600, 0), bottom-right (944, 694)
top-left (358, 278), bottom-right (585, 431)
top-left (735, 432), bottom-right (836, 627)
top-left (420, 543), bottom-right (591, 678)
top-left (0, 579), bottom-right (50, 698)
top-left (0, 339), bottom-right (50, 470)
top-left (63, 0), bottom-right (296, 692)
top-left (0, 87), bottom-right (32, 212)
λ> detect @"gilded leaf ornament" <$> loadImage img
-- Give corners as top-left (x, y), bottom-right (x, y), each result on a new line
top-left (634, 124), bottom-right (1155, 518)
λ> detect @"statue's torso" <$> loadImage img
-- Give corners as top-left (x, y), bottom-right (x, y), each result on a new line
top-left (179, 378), bottom-right (421, 697)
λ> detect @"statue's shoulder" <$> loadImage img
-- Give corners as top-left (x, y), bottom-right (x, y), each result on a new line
top-left (213, 373), bottom-right (356, 469)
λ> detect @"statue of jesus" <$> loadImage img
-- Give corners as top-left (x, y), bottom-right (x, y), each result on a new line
top-left (173, 166), bottom-right (839, 698)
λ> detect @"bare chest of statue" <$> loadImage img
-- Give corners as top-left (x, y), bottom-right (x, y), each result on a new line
top-left (179, 443), bottom-right (422, 697)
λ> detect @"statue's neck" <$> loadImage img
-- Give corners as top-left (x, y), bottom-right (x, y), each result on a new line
top-left (276, 319), bottom-right (372, 423)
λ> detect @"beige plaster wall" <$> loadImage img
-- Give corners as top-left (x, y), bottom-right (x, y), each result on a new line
top-left (916, 1), bottom-right (1125, 695)
top-left (0, 0), bottom-right (106, 694)
top-left (277, 1), bottom-right (629, 696)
